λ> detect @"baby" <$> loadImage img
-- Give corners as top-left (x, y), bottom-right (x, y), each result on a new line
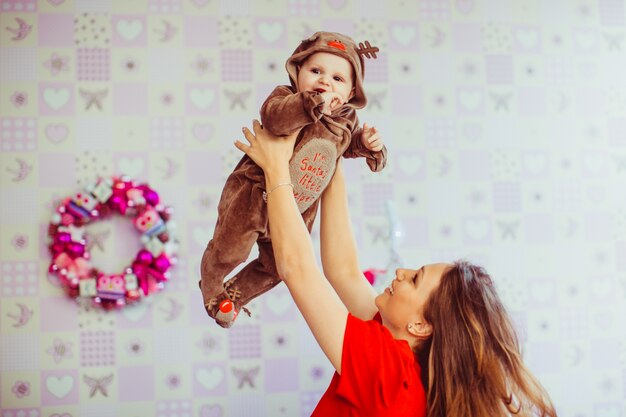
top-left (200, 31), bottom-right (387, 327)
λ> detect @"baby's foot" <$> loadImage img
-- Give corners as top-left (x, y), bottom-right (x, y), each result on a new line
top-left (204, 293), bottom-right (239, 328)
top-left (215, 299), bottom-right (238, 328)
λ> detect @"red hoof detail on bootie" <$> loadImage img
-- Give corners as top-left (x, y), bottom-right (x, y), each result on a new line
top-left (215, 299), bottom-right (238, 328)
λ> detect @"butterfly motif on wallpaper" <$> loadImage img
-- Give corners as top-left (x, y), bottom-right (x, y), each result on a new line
top-left (80, 88), bottom-right (108, 110)
top-left (231, 366), bottom-right (260, 389)
top-left (224, 89), bottom-right (251, 110)
top-left (83, 374), bottom-right (114, 397)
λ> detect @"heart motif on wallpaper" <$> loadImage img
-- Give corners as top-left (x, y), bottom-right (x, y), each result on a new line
top-left (118, 157), bottom-right (145, 178)
top-left (528, 281), bottom-right (554, 304)
top-left (116, 19), bottom-right (143, 41)
top-left (455, 0), bottom-right (475, 15)
top-left (192, 123), bottom-right (215, 142)
top-left (522, 152), bottom-right (548, 176)
top-left (462, 124), bottom-right (482, 141)
top-left (190, 88), bottom-right (215, 110)
top-left (326, 0), bottom-right (347, 10)
top-left (46, 375), bottom-right (74, 398)
top-left (192, 227), bottom-right (211, 247)
top-left (196, 367), bottom-right (224, 391)
top-left (458, 90), bottom-right (482, 111)
top-left (200, 404), bottom-right (224, 417)
top-left (397, 154), bottom-right (423, 176)
top-left (266, 292), bottom-right (292, 316)
top-left (122, 302), bottom-right (149, 322)
top-left (258, 22), bottom-right (284, 43)
top-left (515, 28), bottom-right (539, 49)
top-left (464, 218), bottom-right (490, 240)
top-left (43, 88), bottom-right (70, 110)
top-left (391, 25), bottom-right (416, 45)
top-left (589, 277), bottom-right (612, 299)
top-left (45, 123), bottom-right (69, 143)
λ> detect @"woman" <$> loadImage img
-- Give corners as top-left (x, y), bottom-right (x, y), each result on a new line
top-left (234, 120), bottom-right (557, 417)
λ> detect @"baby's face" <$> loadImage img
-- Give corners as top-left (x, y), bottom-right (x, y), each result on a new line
top-left (296, 52), bottom-right (355, 104)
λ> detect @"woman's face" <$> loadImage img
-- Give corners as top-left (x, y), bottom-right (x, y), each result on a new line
top-left (375, 263), bottom-right (450, 335)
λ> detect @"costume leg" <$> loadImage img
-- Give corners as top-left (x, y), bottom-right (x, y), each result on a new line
top-left (222, 199), bottom-right (321, 313)
top-left (199, 175), bottom-right (267, 327)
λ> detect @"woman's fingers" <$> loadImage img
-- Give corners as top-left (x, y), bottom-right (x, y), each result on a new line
top-left (252, 119), bottom-right (263, 135)
top-left (241, 126), bottom-right (256, 144)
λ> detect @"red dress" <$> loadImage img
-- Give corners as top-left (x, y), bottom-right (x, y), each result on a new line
top-left (311, 313), bottom-right (427, 417)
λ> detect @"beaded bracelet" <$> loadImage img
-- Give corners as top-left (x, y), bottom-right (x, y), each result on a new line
top-left (262, 182), bottom-right (294, 203)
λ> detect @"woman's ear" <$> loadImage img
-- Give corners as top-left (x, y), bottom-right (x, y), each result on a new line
top-left (348, 87), bottom-right (355, 101)
top-left (407, 320), bottom-right (432, 338)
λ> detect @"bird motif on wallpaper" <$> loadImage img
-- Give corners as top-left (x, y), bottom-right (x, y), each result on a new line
top-left (5, 17), bottom-right (31, 41)
top-left (159, 157), bottom-right (180, 180)
top-left (159, 297), bottom-right (183, 321)
top-left (7, 303), bottom-right (33, 328)
top-left (6, 158), bottom-right (32, 182)
top-left (427, 26), bottom-right (445, 47)
top-left (154, 20), bottom-right (177, 42)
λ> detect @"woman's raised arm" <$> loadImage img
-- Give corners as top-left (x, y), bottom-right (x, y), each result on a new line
top-left (320, 162), bottom-right (378, 320)
top-left (235, 120), bottom-right (348, 373)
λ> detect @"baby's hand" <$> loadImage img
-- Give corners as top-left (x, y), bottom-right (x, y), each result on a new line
top-left (320, 92), bottom-right (344, 115)
top-left (361, 123), bottom-right (384, 152)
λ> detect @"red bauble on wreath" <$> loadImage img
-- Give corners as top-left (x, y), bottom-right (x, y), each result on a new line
top-left (47, 176), bottom-right (178, 309)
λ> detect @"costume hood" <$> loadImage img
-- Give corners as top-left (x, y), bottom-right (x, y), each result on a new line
top-left (286, 31), bottom-right (378, 110)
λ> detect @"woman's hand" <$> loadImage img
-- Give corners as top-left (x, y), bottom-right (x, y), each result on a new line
top-left (234, 120), bottom-right (298, 174)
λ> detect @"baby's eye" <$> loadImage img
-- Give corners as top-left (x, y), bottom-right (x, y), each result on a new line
top-left (333, 76), bottom-right (344, 82)
top-left (311, 68), bottom-right (320, 74)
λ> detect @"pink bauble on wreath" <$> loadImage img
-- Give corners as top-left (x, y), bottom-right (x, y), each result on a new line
top-left (47, 176), bottom-right (178, 310)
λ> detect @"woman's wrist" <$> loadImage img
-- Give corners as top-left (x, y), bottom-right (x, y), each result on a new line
top-left (264, 166), bottom-right (291, 190)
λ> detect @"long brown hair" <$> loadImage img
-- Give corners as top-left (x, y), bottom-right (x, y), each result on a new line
top-left (420, 260), bottom-right (557, 417)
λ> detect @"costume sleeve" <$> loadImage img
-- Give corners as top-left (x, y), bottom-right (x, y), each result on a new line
top-left (343, 121), bottom-right (388, 172)
top-left (335, 313), bottom-right (414, 410)
top-left (260, 85), bottom-right (326, 136)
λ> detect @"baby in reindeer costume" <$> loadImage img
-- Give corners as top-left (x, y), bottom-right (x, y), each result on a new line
top-left (200, 31), bottom-right (387, 327)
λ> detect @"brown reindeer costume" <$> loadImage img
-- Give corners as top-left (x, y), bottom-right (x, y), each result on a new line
top-left (200, 31), bottom-right (387, 327)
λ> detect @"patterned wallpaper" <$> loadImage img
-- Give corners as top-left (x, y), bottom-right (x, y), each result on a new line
top-left (1, 0), bottom-right (625, 416)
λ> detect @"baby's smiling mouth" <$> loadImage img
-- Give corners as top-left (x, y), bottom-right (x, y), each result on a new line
top-left (314, 88), bottom-right (326, 93)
